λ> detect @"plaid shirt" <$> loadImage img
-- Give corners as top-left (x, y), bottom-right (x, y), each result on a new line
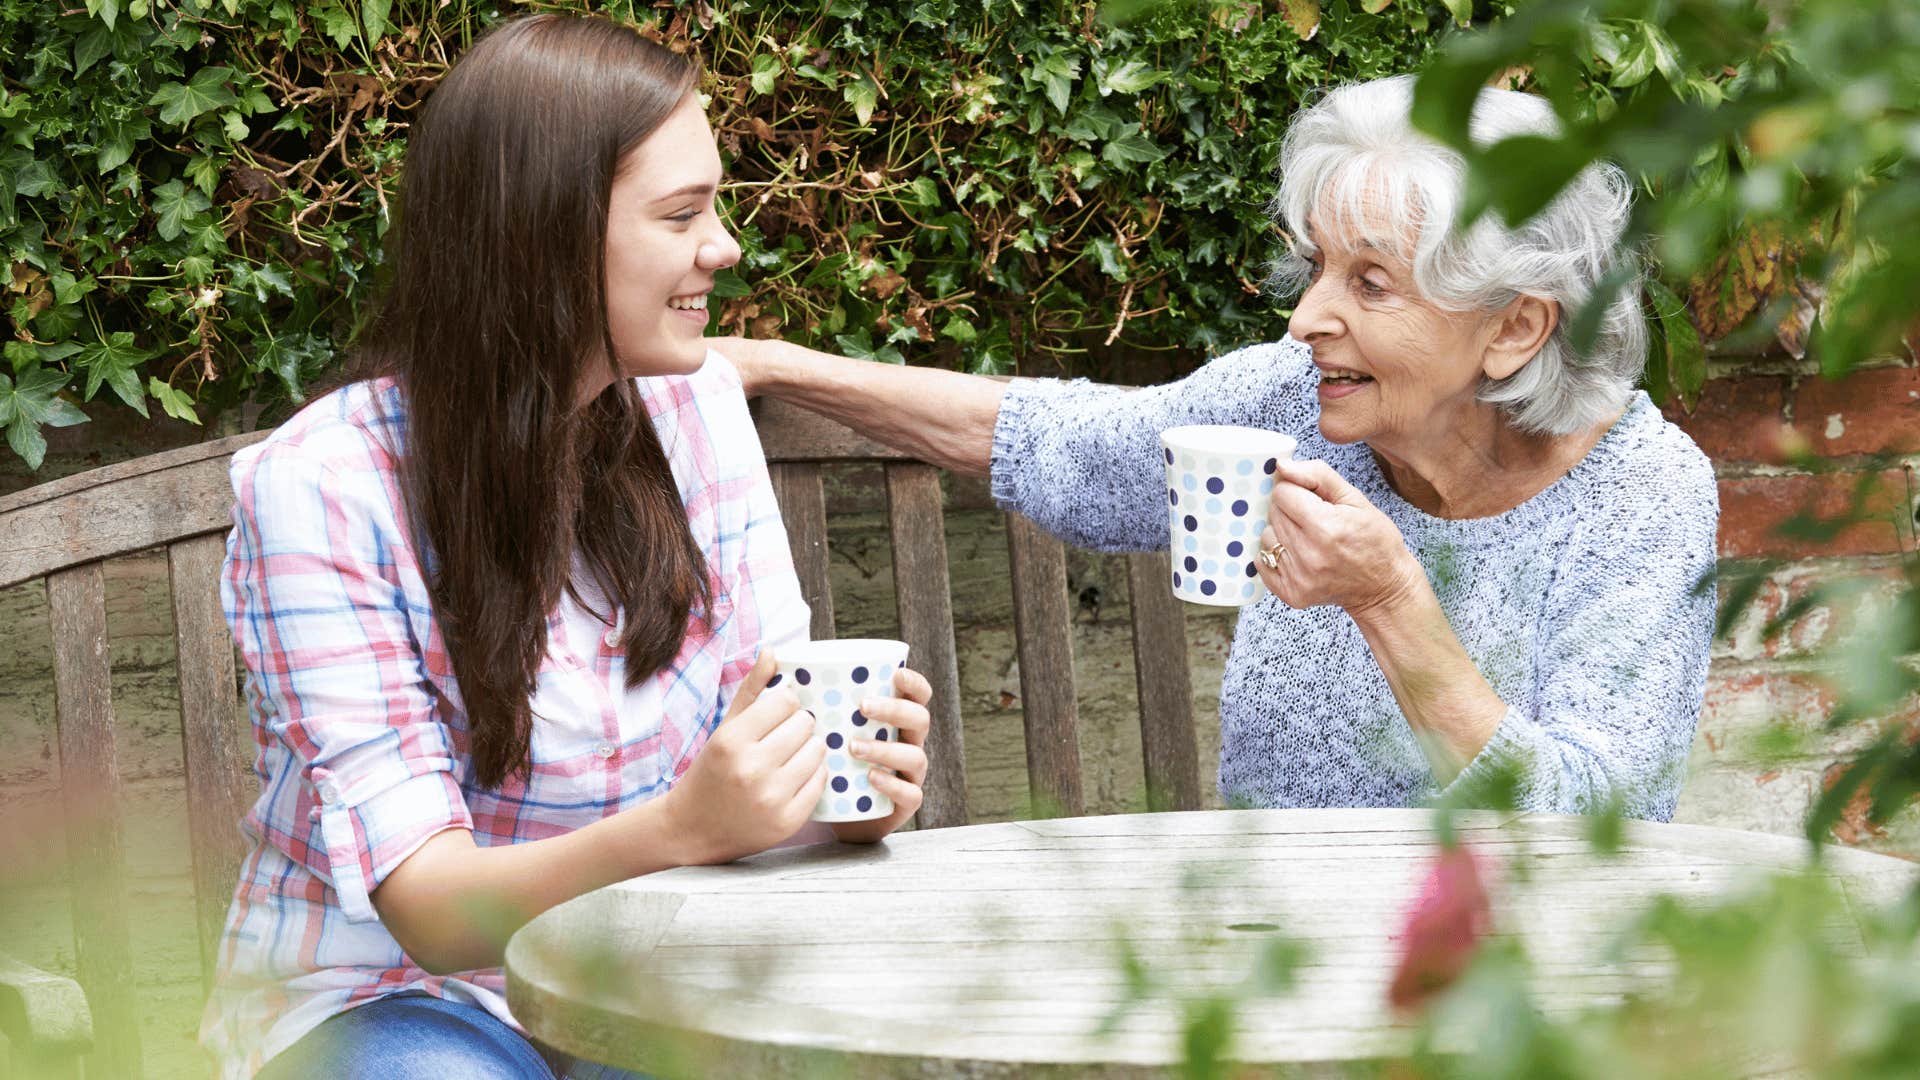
top-left (199, 353), bottom-right (808, 1078)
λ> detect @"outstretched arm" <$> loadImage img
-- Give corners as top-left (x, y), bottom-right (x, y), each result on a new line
top-left (715, 336), bottom-right (1007, 475)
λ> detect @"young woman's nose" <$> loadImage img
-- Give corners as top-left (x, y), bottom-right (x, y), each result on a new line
top-left (697, 223), bottom-right (742, 272)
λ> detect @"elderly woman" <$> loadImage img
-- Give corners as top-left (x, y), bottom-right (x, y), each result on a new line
top-left (722, 75), bottom-right (1717, 821)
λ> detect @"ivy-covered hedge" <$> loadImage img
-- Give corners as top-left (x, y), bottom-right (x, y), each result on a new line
top-left (0, 0), bottom-right (1468, 468)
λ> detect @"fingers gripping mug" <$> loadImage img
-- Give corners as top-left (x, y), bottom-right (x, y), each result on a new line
top-left (769, 639), bottom-right (911, 822)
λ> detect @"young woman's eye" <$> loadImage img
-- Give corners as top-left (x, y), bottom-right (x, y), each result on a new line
top-left (669, 209), bottom-right (700, 224)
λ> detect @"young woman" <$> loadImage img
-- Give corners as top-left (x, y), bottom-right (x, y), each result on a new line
top-left (198, 15), bottom-right (933, 1079)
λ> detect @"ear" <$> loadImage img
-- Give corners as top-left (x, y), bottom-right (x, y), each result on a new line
top-left (1480, 295), bottom-right (1559, 381)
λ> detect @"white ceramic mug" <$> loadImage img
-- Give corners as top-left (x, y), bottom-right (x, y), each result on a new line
top-left (769, 639), bottom-right (911, 822)
top-left (1159, 425), bottom-right (1298, 607)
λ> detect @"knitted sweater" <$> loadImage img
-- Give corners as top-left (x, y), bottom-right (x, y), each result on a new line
top-left (989, 336), bottom-right (1717, 820)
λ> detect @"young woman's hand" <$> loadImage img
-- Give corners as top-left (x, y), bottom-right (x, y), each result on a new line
top-left (663, 651), bottom-right (828, 864)
top-left (828, 666), bottom-right (934, 844)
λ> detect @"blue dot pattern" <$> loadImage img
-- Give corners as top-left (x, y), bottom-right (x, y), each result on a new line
top-left (777, 650), bottom-right (906, 822)
top-left (1163, 443), bottom-right (1288, 607)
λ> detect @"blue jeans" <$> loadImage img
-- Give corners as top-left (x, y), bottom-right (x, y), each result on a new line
top-left (255, 991), bottom-right (649, 1079)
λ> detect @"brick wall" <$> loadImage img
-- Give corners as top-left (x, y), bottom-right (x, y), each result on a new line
top-left (1661, 359), bottom-right (1920, 854)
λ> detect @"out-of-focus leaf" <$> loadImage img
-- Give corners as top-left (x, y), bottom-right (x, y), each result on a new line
top-left (1645, 277), bottom-right (1706, 409)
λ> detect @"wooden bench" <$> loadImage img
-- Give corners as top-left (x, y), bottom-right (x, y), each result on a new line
top-left (0, 398), bottom-right (1202, 1078)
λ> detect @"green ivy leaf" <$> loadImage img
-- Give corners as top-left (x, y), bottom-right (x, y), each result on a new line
top-left (150, 67), bottom-right (239, 128)
top-left (362, 0), bottom-right (391, 42)
top-left (74, 26), bottom-right (114, 75)
top-left (85, 0), bottom-right (120, 32)
top-left (96, 114), bottom-right (150, 173)
top-left (938, 314), bottom-right (977, 343)
top-left (844, 74), bottom-right (879, 126)
top-left (1030, 51), bottom-right (1081, 114)
top-left (317, 3), bottom-right (357, 50)
top-left (1101, 129), bottom-right (1168, 167)
top-left (11, 159), bottom-right (56, 199)
top-left (184, 153), bottom-right (221, 195)
top-left (0, 368), bottom-right (89, 470)
top-left (152, 179), bottom-right (212, 241)
top-left (749, 54), bottom-right (782, 96)
top-left (1098, 59), bottom-right (1165, 97)
top-left (147, 377), bottom-right (202, 425)
top-left (80, 331), bottom-right (155, 415)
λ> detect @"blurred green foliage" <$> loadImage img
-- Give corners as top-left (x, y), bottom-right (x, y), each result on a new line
top-left (0, 0), bottom-right (1460, 469)
top-left (1410, 0), bottom-right (1920, 406)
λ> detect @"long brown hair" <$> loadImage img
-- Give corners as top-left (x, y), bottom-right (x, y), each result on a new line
top-left (353, 14), bottom-right (711, 788)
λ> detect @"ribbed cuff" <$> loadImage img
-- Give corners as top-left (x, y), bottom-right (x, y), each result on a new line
top-left (988, 378), bottom-right (1048, 513)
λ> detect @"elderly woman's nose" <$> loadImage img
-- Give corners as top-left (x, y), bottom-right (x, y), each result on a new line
top-left (1288, 271), bottom-right (1342, 341)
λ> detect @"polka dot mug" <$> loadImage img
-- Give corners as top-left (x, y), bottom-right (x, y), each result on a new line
top-left (768, 638), bottom-right (911, 822)
top-left (1160, 425), bottom-right (1298, 607)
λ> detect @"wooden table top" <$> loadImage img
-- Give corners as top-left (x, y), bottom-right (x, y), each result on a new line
top-left (505, 808), bottom-right (1916, 1077)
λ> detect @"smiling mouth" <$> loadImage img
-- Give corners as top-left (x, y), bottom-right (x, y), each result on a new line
top-left (1318, 367), bottom-right (1373, 385)
top-left (667, 294), bottom-right (708, 311)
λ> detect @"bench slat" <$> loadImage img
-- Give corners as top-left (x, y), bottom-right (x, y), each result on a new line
top-left (168, 535), bottom-right (253, 992)
top-left (884, 464), bottom-right (969, 829)
top-left (1125, 551), bottom-right (1203, 812)
top-left (0, 433), bottom-right (260, 591)
top-left (46, 563), bottom-right (144, 1079)
top-left (1004, 514), bottom-right (1085, 818)
top-left (768, 464), bottom-right (835, 642)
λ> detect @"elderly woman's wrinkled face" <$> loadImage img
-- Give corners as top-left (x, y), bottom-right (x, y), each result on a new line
top-left (1287, 216), bottom-right (1509, 450)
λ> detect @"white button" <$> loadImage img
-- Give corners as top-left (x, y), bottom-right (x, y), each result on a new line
top-left (603, 628), bottom-right (621, 648)
top-left (317, 781), bottom-right (339, 805)
top-left (595, 742), bottom-right (617, 759)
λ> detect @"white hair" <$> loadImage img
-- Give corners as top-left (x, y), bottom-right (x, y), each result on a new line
top-left (1266, 74), bottom-right (1646, 436)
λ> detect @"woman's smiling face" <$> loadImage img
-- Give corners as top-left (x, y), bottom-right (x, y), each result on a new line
top-left (602, 94), bottom-right (742, 380)
top-left (1286, 214), bottom-right (1508, 450)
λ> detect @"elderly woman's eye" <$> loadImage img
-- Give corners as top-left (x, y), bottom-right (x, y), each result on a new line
top-left (1356, 275), bottom-right (1389, 297)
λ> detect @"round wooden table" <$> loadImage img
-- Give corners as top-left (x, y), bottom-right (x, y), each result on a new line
top-left (505, 809), bottom-right (1915, 1077)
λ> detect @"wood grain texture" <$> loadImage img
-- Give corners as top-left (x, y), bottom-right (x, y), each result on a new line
top-left (767, 463), bottom-right (835, 642)
top-left (1004, 513), bottom-right (1084, 818)
top-left (884, 464), bottom-right (968, 829)
top-left (753, 398), bottom-right (914, 463)
top-left (45, 564), bottom-right (143, 1080)
top-left (167, 535), bottom-right (253, 992)
top-left (507, 809), bottom-right (1920, 1078)
top-left (1124, 551), bottom-right (1201, 812)
top-left (0, 432), bottom-right (265, 590)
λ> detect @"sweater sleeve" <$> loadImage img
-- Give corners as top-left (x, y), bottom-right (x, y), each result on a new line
top-left (988, 338), bottom-right (1318, 552)
top-left (1442, 450), bottom-right (1720, 822)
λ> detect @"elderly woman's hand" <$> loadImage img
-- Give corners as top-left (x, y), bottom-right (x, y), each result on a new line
top-left (1256, 458), bottom-right (1425, 616)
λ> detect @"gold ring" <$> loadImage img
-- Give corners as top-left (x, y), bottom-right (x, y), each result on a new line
top-left (1259, 542), bottom-right (1286, 570)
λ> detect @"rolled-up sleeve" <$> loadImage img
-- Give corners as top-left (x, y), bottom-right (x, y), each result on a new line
top-left (1442, 462), bottom-right (1720, 822)
top-left (988, 338), bottom-right (1318, 552)
top-left (225, 444), bottom-right (470, 924)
